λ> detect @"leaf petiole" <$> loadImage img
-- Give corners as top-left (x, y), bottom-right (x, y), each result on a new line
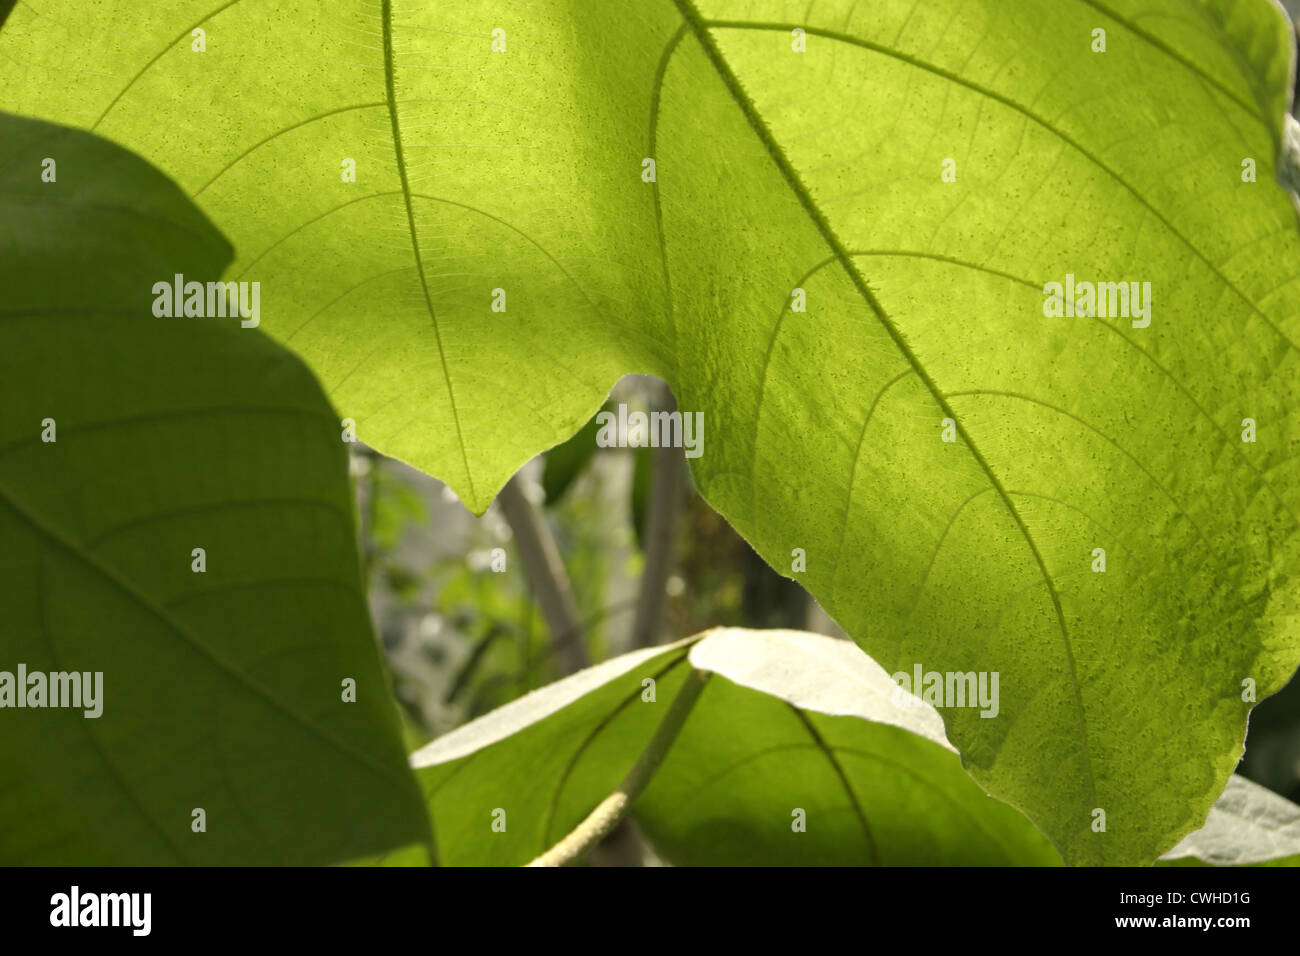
top-left (526, 667), bottom-right (712, 867)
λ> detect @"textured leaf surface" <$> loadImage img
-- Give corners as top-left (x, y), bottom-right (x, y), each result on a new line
top-left (6, 0), bottom-right (1300, 864)
top-left (0, 112), bottom-right (427, 864)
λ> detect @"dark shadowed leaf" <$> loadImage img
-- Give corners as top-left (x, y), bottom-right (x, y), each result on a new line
top-left (0, 112), bottom-right (428, 864)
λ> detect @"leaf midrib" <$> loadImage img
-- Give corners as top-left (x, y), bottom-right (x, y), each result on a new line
top-left (31, 552), bottom-right (189, 864)
top-left (669, 0), bottom-right (1101, 855)
top-left (381, 0), bottom-right (476, 504)
top-left (0, 475), bottom-right (410, 789)
top-left (704, 19), bottom-right (1299, 366)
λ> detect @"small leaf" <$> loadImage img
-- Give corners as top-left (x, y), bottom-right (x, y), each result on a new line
top-left (411, 628), bottom-right (1058, 865)
top-left (541, 406), bottom-right (606, 506)
top-left (630, 443), bottom-right (651, 551)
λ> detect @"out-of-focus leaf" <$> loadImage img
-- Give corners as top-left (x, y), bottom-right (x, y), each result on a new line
top-left (631, 443), bottom-right (651, 552)
top-left (0, 111), bottom-right (428, 865)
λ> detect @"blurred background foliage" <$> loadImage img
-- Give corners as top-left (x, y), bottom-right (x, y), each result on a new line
top-left (355, 376), bottom-right (846, 754)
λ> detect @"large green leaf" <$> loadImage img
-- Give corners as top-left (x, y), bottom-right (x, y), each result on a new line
top-left (407, 626), bottom-right (1300, 866)
top-left (5, 0), bottom-right (1299, 865)
top-left (0, 111), bottom-right (429, 864)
